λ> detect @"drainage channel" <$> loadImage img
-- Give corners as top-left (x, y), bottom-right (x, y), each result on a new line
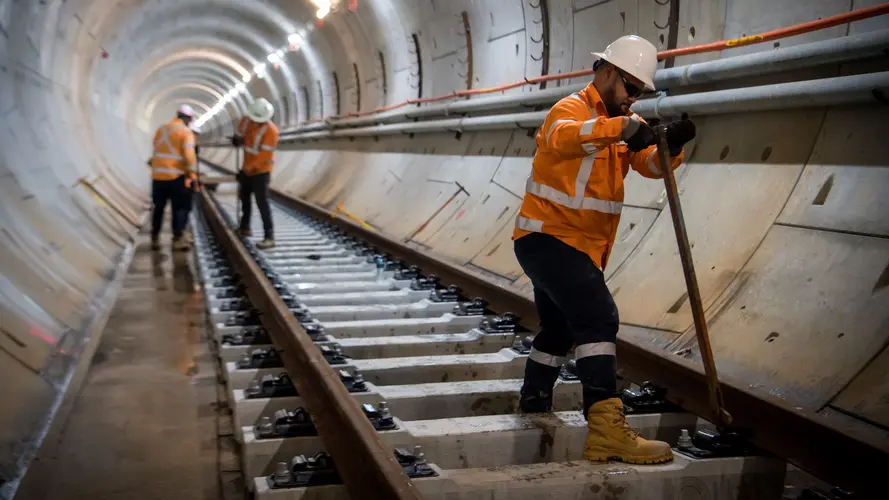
top-left (195, 193), bottom-right (791, 499)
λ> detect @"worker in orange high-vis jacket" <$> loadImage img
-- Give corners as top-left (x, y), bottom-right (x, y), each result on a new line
top-left (150, 104), bottom-right (198, 251)
top-left (231, 98), bottom-right (278, 249)
top-left (513, 35), bottom-right (696, 465)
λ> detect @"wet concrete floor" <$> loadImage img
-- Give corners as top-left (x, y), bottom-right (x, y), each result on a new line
top-left (16, 234), bottom-right (241, 500)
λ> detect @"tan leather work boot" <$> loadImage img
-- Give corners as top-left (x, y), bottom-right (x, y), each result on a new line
top-left (171, 237), bottom-right (192, 252)
top-left (182, 229), bottom-right (194, 243)
top-left (237, 227), bottom-right (253, 237)
top-left (583, 397), bottom-right (673, 464)
top-left (255, 239), bottom-right (276, 250)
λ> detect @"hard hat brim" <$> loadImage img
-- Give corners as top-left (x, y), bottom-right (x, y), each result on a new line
top-left (591, 52), bottom-right (656, 92)
top-left (247, 108), bottom-right (273, 123)
top-left (178, 105), bottom-right (196, 117)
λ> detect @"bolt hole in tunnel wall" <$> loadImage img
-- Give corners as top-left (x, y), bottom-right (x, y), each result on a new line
top-left (2, 0), bottom-right (889, 497)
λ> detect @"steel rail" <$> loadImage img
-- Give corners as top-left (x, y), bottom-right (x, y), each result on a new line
top-left (198, 189), bottom-right (422, 500)
top-left (200, 158), bottom-right (889, 499)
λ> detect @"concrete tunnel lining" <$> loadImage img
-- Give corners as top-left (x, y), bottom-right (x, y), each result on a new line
top-left (2, 0), bottom-right (889, 497)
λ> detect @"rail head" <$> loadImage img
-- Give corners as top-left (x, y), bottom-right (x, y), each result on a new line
top-left (198, 189), bottom-right (422, 500)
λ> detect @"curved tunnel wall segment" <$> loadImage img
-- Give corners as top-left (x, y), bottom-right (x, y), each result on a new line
top-left (1, 0), bottom-right (888, 494)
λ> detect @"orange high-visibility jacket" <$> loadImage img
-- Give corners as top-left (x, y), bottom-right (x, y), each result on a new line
top-left (513, 83), bottom-right (683, 270)
top-left (237, 117), bottom-right (279, 176)
top-left (151, 118), bottom-right (197, 181)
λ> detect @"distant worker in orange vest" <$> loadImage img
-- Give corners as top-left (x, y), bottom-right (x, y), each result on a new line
top-left (231, 98), bottom-right (278, 250)
top-left (150, 104), bottom-right (198, 251)
top-left (513, 35), bottom-right (696, 464)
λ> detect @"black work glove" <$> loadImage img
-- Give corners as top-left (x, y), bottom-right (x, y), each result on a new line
top-left (231, 135), bottom-right (244, 147)
top-left (624, 118), bottom-right (657, 152)
top-left (235, 170), bottom-right (246, 182)
top-left (665, 115), bottom-right (696, 156)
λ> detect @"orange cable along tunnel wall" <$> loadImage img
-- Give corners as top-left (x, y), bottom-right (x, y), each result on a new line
top-left (1, 0), bottom-right (889, 494)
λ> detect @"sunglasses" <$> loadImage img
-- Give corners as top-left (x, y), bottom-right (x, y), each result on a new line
top-left (618, 71), bottom-right (644, 98)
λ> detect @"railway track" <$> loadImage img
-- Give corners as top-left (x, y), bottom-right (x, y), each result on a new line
top-left (191, 158), bottom-right (888, 498)
top-left (192, 188), bottom-right (799, 499)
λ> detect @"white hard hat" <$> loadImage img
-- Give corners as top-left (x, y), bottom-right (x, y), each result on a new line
top-left (189, 122), bottom-right (201, 134)
top-left (177, 104), bottom-right (195, 117)
top-left (246, 98), bottom-right (274, 123)
top-left (592, 35), bottom-right (658, 92)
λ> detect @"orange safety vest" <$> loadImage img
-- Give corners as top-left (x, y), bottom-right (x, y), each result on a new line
top-left (151, 118), bottom-right (196, 181)
top-left (237, 117), bottom-right (279, 176)
top-left (513, 83), bottom-right (683, 270)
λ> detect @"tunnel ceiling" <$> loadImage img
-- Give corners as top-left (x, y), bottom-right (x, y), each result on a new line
top-left (2, 0), bottom-right (889, 496)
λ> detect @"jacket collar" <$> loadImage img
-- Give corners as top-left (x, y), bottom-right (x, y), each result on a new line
top-left (583, 82), bottom-right (638, 120)
top-left (583, 83), bottom-right (610, 118)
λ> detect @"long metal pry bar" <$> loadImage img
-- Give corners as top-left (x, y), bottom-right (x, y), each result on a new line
top-left (654, 125), bottom-right (732, 430)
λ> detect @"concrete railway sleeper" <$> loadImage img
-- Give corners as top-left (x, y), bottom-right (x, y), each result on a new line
top-left (186, 189), bottom-right (861, 499)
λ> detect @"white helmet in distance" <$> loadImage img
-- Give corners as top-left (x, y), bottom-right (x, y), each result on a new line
top-left (177, 104), bottom-right (196, 117)
top-left (592, 35), bottom-right (658, 92)
top-left (246, 98), bottom-right (275, 124)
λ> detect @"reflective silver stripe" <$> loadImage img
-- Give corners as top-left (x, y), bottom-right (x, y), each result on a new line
top-left (528, 347), bottom-right (568, 367)
top-left (238, 120), bottom-right (248, 135)
top-left (546, 119), bottom-right (573, 145)
top-left (567, 94), bottom-right (584, 103)
top-left (260, 145), bottom-right (275, 151)
top-left (256, 124), bottom-right (269, 146)
top-left (153, 123), bottom-right (186, 159)
top-left (515, 215), bottom-right (543, 232)
top-left (526, 178), bottom-right (622, 214)
top-left (578, 109), bottom-right (598, 153)
top-left (244, 124), bottom-right (269, 155)
top-left (183, 143), bottom-right (195, 149)
top-left (579, 118), bottom-right (597, 136)
top-left (575, 342), bottom-right (616, 359)
top-left (152, 167), bottom-right (184, 175)
top-left (575, 155), bottom-right (595, 202)
top-left (646, 147), bottom-right (662, 176)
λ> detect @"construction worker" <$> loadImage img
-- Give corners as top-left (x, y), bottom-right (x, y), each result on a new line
top-left (150, 104), bottom-right (198, 251)
top-left (513, 35), bottom-right (696, 464)
top-left (231, 98), bottom-right (278, 250)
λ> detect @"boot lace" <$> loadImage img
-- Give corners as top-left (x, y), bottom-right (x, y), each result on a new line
top-left (613, 404), bottom-right (639, 439)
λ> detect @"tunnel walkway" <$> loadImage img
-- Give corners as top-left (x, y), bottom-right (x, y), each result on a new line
top-left (15, 234), bottom-right (240, 500)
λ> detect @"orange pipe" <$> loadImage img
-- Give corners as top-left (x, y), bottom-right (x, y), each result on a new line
top-left (658, 3), bottom-right (889, 59)
top-left (300, 4), bottom-right (888, 125)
